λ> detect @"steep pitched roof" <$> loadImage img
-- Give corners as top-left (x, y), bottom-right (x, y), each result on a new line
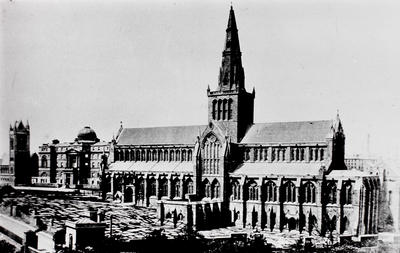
top-left (241, 120), bottom-right (333, 144)
top-left (117, 125), bottom-right (207, 146)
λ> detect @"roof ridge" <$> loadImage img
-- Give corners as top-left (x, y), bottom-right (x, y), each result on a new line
top-left (254, 119), bottom-right (332, 124)
top-left (124, 124), bottom-right (207, 130)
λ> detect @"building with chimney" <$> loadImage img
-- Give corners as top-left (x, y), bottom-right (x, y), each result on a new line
top-left (107, 7), bottom-right (379, 238)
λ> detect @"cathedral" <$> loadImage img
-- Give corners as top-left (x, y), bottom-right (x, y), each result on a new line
top-left (108, 7), bottom-right (379, 238)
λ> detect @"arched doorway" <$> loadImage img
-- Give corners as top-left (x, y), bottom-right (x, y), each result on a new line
top-left (288, 217), bottom-right (297, 231)
top-left (124, 187), bottom-right (133, 202)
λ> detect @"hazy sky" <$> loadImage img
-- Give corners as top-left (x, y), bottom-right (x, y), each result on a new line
top-left (1, 0), bottom-right (400, 161)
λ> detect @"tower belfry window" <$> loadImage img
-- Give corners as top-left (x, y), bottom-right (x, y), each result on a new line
top-left (228, 99), bottom-right (233, 120)
top-left (217, 100), bottom-right (222, 120)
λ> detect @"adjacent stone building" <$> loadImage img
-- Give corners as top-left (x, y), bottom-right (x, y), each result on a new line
top-left (34, 126), bottom-right (110, 188)
top-left (0, 121), bottom-right (33, 186)
top-left (105, 7), bottom-right (378, 238)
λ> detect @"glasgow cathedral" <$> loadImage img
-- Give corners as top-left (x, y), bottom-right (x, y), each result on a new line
top-left (106, 7), bottom-right (380, 238)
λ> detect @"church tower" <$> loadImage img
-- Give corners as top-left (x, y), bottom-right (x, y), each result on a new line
top-left (9, 120), bottom-right (31, 185)
top-left (207, 6), bottom-right (255, 143)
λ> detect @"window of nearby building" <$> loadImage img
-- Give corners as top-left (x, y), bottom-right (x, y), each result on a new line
top-left (41, 156), bottom-right (48, 168)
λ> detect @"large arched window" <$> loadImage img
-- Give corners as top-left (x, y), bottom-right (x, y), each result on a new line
top-left (212, 179), bottom-right (220, 199)
top-left (320, 149), bottom-right (324, 161)
top-left (130, 150), bottom-right (135, 161)
top-left (202, 135), bottom-right (220, 175)
top-left (175, 150), bottom-right (180, 162)
top-left (170, 151), bottom-right (175, 162)
top-left (231, 180), bottom-right (240, 200)
top-left (120, 151), bottom-right (125, 161)
top-left (248, 181), bottom-right (259, 201)
top-left (203, 179), bottom-right (211, 198)
top-left (326, 181), bottom-right (337, 204)
top-left (303, 182), bottom-right (316, 203)
top-left (283, 181), bottom-right (296, 202)
top-left (152, 150), bottom-right (157, 161)
top-left (342, 181), bottom-right (352, 205)
top-left (265, 181), bottom-right (277, 202)
top-left (159, 179), bottom-right (168, 197)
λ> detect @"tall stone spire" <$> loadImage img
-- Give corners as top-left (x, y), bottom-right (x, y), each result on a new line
top-left (218, 6), bottom-right (245, 91)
